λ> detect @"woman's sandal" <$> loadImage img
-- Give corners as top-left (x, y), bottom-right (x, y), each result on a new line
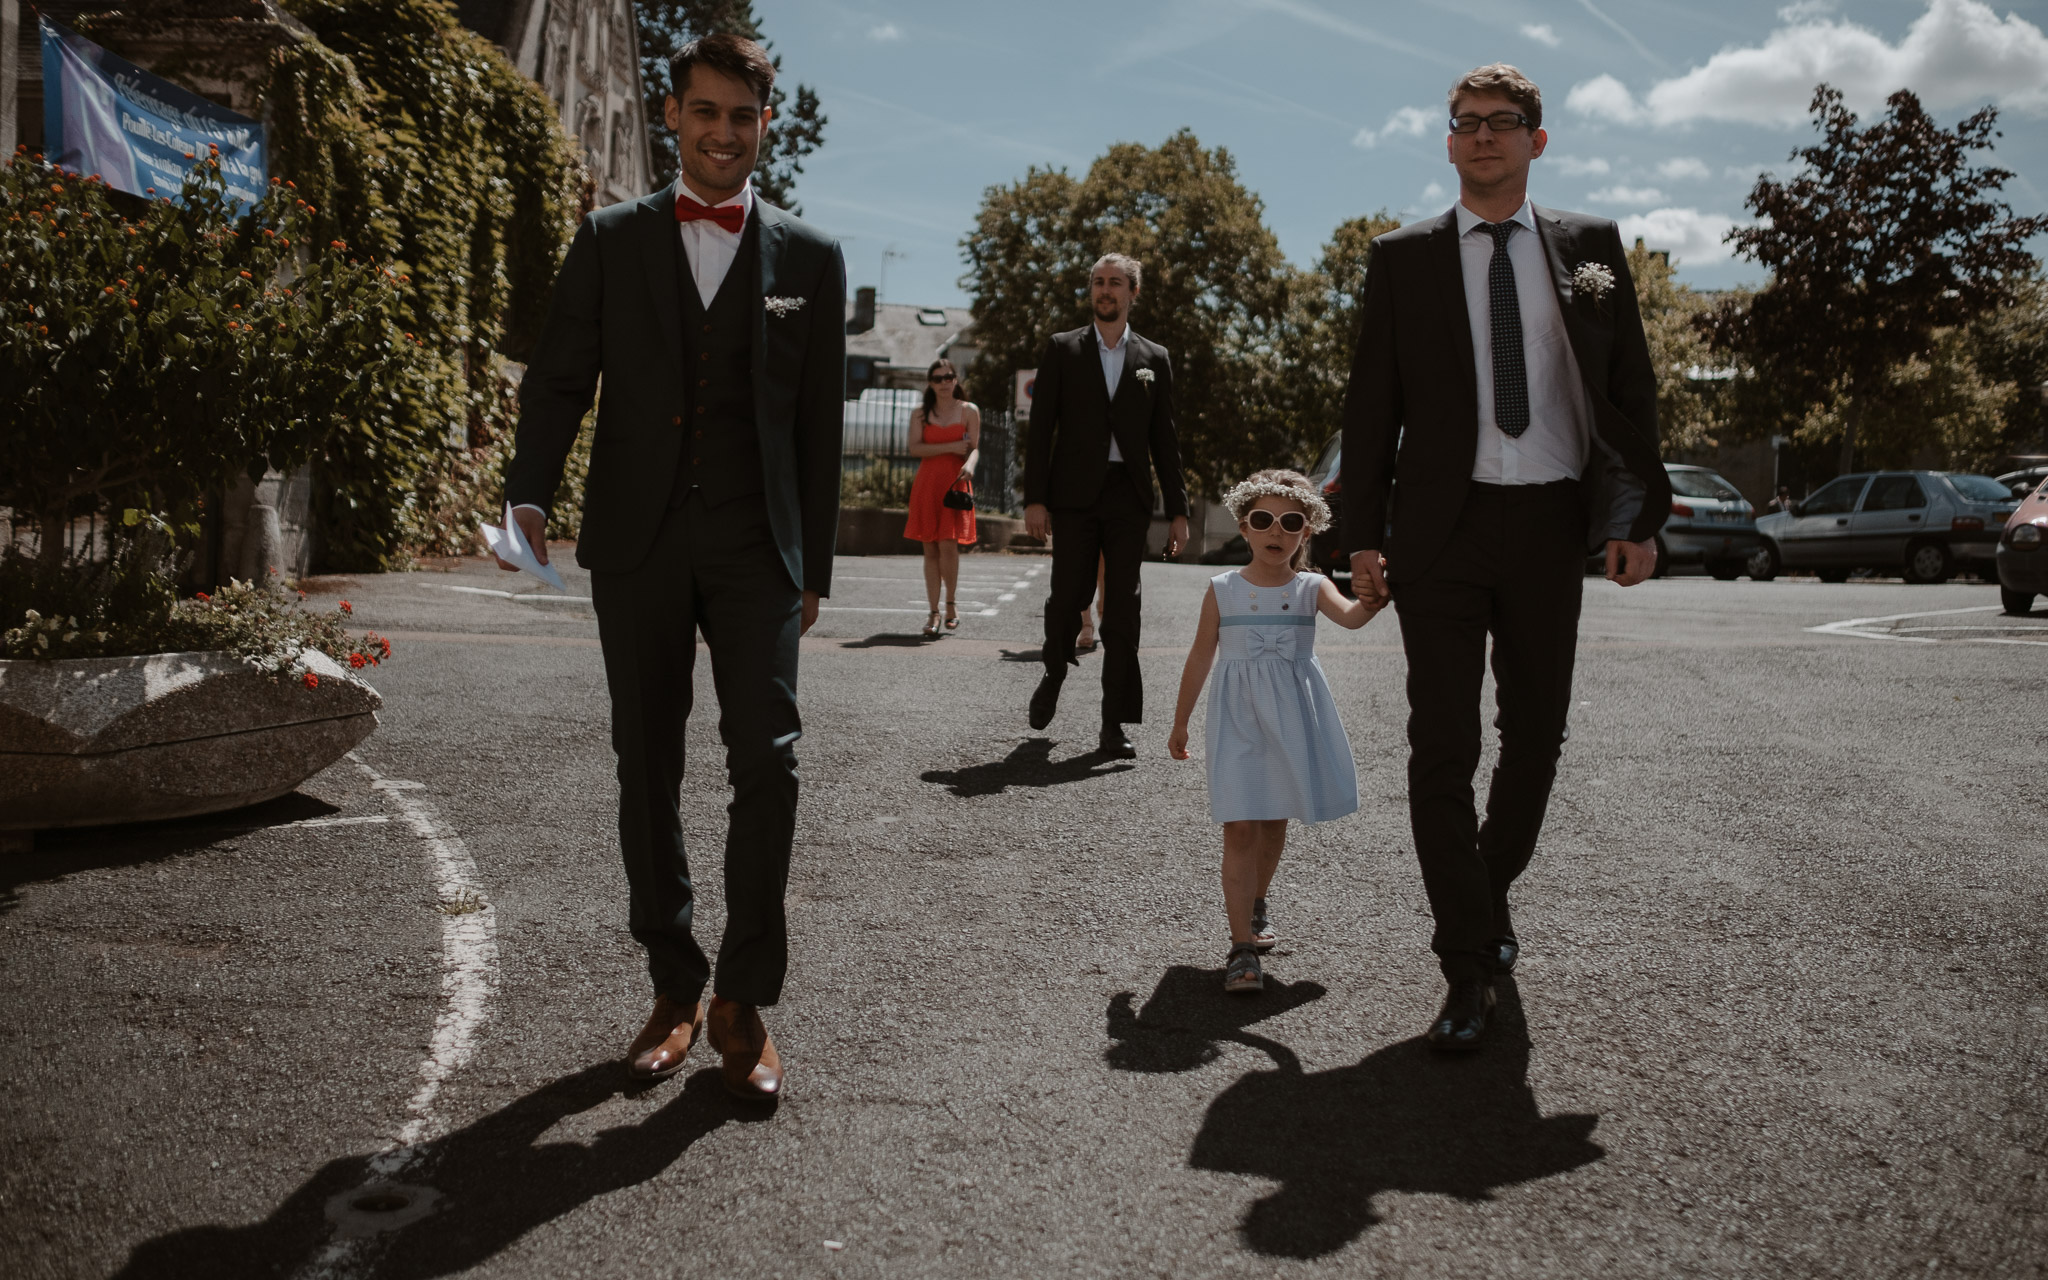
top-left (1223, 943), bottom-right (1264, 994)
top-left (921, 610), bottom-right (941, 639)
top-left (1250, 898), bottom-right (1276, 953)
top-left (944, 601), bottom-right (959, 630)
top-left (1076, 621), bottom-right (1097, 652)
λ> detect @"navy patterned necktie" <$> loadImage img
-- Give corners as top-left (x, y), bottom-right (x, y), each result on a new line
top-left (1484, 221), bottom-right (1530, 439)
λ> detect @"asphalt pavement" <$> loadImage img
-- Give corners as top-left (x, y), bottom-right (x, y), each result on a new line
top-left (3, 548), bottom-right (2044, 1279)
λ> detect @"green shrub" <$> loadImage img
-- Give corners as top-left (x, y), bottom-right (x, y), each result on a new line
top-left (841, 459), bottom-right (915, 508)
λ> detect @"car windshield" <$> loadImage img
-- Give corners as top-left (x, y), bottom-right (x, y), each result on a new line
top-left (1309, 435), bottom-right (1341, 485)
top-left (1667, 469), bottom-right (1743, 500)
top-left (1948, 474), bottom-right (2013, 503)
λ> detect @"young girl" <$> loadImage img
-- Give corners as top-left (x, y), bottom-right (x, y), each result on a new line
top-left (1168, 469), bottom-right (1381, 993)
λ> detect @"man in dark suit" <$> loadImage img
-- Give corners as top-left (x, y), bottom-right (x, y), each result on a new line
top-left (1341, 64), bottom-right (1671, 1051)
top-left (1022, 254), bottom-right (1190, 758)
top-left (496, 34), bottom-right (844, 1101)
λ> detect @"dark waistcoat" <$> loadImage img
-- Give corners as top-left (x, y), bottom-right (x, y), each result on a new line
top-left (670, 219), bottom-right (761, 506)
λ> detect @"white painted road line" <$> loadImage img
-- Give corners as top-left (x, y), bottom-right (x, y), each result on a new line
top-left (819, 606), bottom-right (1000, 616)
top-left (427, 584), bottom-right (590, 603)
top-left (284, 815), bottom-right (391, 829)
top-left (1807, 604), bottom-right (2001, 643)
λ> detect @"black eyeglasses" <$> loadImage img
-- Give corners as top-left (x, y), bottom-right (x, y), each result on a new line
top-left (1245, 510), bottom-right (1307, 533)
top-left (930, 373), bottom-right (956, 382)
top-left (1449, 111), bottom-right (1535, 134)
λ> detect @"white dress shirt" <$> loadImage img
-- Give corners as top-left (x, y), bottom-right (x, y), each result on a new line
top-left (1095, 321), bottom-right (1129, 464)
top-left (1455, 199), bottom-right (1593, 485)
top-left (513, 180), bottom-right (754, 523)
top-left (675, 179), bottom-right (753, 308)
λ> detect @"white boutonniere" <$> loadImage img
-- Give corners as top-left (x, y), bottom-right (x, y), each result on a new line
top-left (1571, 262), bottom-right (1616, 311)
top-left (1134, 366), bottom-right (1156, 389)
top-left (763, 295), bottom-right (806, 318)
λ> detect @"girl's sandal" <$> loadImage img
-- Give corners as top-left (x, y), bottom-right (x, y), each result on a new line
top-left (921, 610), bottom-right (941, 639)
top-left (1076, 621), bottom-right (1097, 652)
top-left (1223, 943), bottom-right (1264, 994)
top-left (944, 601), bottom-right (959, 631)
top-left (1250, 898), bottom-right (1276, 952)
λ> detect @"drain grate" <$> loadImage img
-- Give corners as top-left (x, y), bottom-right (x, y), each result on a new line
top-left (323, 1181), bottom-right (442, 1238)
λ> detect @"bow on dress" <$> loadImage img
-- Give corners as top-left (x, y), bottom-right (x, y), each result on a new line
top-left (1244, 627), bottom-right (1298, 661)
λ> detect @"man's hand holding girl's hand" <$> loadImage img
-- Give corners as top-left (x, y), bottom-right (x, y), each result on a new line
top-left (1168, 725), bottom-right (1192, 760)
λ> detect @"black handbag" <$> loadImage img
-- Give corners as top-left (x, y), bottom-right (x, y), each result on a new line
top-left (942, 477), bottom-right (975, 511)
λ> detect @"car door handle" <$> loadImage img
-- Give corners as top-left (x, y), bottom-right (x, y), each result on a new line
top-left (1836, 518), bottom-right (1848, 525)
top-left (1907, 514), bottom-right (1920, 521)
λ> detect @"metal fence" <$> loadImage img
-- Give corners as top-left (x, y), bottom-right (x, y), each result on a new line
top-left (841, 397), bottom-right (1020, 514)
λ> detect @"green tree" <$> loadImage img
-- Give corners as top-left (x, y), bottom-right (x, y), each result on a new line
top-left (1793, 329), bottom-right (2016, 470)
top-left (1627, 239), bottom-right (1727, 453)
top-left (1702, 85), bottom-right (2046, 474)
top-left (633, 0), bottom-right (826, 211)
top-left (961, 130), bottom-right (1303, 497)
top-left (1972, 275), bottom-right (2048, 463)
top-left (1274, 211), bottom-right (1399, 448)
top-left (0, 154), bottom-right (410, 569)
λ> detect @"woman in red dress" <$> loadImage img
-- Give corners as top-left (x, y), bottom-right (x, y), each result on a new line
top-left (903, 359), bottom-right (981, 637)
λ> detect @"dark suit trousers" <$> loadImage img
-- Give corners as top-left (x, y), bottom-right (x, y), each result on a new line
top-left (590, 491), bottom-right (802, 1007)
top-left (1043, 468), bottom-right (1149, 725)
top-left (1392, 480), bottom-right (1585, 982)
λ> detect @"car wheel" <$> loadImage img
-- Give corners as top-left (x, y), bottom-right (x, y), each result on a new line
top-left (1816, 568), bottom-right (1851, 583)
top-left (1706, 558), bottom-right (1743, 581)
top-left (1651, 536), bottom-right (1669, 579)
top-left (2003, 587), bottom-right (2036, 616)
top-left (1901, 539), bottom-right (1953, 585)
top-left (1747, 541), bottom-right (1781, 581)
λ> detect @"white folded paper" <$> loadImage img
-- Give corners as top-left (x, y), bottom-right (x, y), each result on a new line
top-left (481, 502), bottom-right (568, 592)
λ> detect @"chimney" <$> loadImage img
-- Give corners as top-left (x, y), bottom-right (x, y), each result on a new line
top-left (847, 286), bottom-right (876, 334)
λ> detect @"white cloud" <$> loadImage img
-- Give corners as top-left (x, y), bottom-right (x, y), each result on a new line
top-left (1589, 184), bottom-right (1668, 204)
top-left (1522, 22), bottom-right (1562, 47)
top-left (1352, 105), bottom-right (1437, 149)
top-left (1568, 0), bottom-right (2048, 128)
top-left (1554, 155), bottom-right (1612, 176)
top-left (868, 22), bottom-right (903, 42)
top-left (1657, 156), bottom-right (1712, 180)
top-left (1616, 208), bottom-right (1742, 264)
top-left (1421, 180), bottom-right (1448, 202)
top-left (1777, 0), bottom-right (1836, 20)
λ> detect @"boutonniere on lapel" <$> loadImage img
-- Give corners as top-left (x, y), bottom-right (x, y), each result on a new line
top-left (1570, 261), bottom-right (1617, 316)
top-left (1134, 366), bottom-right (1156, 393)
top-left (763, 295), bottom-right (806, 319)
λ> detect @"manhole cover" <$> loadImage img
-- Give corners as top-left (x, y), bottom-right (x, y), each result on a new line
top-left (324, 1181), bottom-right (441, 1238)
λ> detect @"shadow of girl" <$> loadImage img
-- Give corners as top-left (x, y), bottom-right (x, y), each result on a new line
top-left (115, 1062), bottom-right (755, 1279)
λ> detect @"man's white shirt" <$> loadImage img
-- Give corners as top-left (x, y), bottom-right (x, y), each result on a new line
top-left (514, 180), bottom-right (754, 523)
top-left (1095, 321), bottom-right (1129, 464)
top-left (1454, 199), bottom-right (1593, 485)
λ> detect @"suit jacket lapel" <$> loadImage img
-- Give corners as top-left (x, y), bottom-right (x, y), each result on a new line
top-left (641, 185), bottom-right (683, 361)
top-left (752, 199), bottom-right (788, 406)
top-left (1081, 327), bottom-right (1114, 407)
top-left (1532, 205), bottom-right (1598, 379)
top-left (1430, 208), bottom-right (1479, 419)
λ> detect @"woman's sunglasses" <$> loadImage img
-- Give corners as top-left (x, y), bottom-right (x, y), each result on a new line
top-left (1245, 509), bottom-right (1307, 533)
top-left (930, 373), bottom-right (956, 382)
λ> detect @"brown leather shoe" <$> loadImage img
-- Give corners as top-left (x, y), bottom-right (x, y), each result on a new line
top-left (625, 994), bottom-right (703, 1080)
top-left (705, 996), bottom-right (783, 1101)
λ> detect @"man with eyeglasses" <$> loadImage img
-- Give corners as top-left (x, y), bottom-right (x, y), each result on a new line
top-left (1340, 63), bottom-right (1671, 1051)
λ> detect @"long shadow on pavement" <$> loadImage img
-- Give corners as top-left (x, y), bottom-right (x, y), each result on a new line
top-left (1107, 969), bottom-right (1605, 1260)
top-left (921, 737), bottom-right (1134, 797)
top-left (113, 1062), bottom-right (755, 1279)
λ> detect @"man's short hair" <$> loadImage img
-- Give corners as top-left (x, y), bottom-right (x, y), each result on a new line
top-left (1448, 63), bottom-right (1542, 129)
top-left (669, 32), bottom-right (775, 108)
top-left (1091, 253), bottom-right (1143, 293)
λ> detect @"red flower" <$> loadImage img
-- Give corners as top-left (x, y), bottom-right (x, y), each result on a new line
top-left (195, 591), bottom-right (211, 602)
top-left (302, 671), bottom-right (319, 689)
top-left (338, 600), bottom-right (351, 613)
top-left (348, 653), bottom-right (366, 669)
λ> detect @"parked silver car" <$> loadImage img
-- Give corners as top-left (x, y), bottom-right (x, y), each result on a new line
top-left (1661, 465), bottom-right (1761, 579)
top-left (1751, 471), bottom-right (2021, 584)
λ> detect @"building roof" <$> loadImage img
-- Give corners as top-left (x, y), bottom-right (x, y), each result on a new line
top-left (844, 302), bottom-right (977, 370)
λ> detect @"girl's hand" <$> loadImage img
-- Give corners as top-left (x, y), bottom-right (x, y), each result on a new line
top-left (1168, 725), bottom-right (1191, 759)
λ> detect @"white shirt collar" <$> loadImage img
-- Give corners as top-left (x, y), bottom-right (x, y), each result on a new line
top-left (676, 178), bottom-right (752, 214)
top-left (1454, 197), bottom-right (1536, 237)
top-left (1094, 321), bottom-right (1132, 351)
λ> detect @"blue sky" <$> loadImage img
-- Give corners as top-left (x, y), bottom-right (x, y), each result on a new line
top-left (757, 0), bottom-right (2048, 308)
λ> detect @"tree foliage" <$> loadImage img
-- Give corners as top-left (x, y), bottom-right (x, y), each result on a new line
top-left (1274, 211), bottom-right (1399, 448)
top-left (1702, 86), bottom-right (2046, 472)
top-left (1627, 240), bottom-right (1726, 454)
top-left (0, 153), bottom-right (410, 568)
top-left (633, 0), bottom-right (826, 211)
top-left (1971, 274), bottom-right (2048, 463)
top-left (962, 130), bottom-right (1309, 498)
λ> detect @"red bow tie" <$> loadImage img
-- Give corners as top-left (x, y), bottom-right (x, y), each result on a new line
top-left (675, 196), bottom-right (745, 234)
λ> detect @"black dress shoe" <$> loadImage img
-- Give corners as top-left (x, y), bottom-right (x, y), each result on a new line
top-left (1425, 978), bottom-right (1497, 1052)
top-left (1097, 725), bottom-right (1137, 759)
top-left (1029, 672), bottom-right (1063, 730)
top-left (1487, 936), bottom-right (1519, 975)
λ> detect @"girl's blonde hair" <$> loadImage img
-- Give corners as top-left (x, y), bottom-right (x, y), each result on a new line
top-left (1223, 469), bottom-right (1329, 572)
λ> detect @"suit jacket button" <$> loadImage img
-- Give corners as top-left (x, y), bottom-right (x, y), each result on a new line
top-left (696, 406), bottom-right (705, 414)
top-left (698, 379), bottom-right (708, 387)
top-left (702, 324), bottom-right (713, 333)
top-left (671, 415), bottom-right (682, 425)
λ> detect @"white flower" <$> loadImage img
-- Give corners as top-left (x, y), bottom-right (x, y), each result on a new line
top-left (763, 295), bottom-right (806, 318)
top-left (1571, 261), bottom-right (1616, 301)
top-left (1134, 367), bottom-right (1155, 386)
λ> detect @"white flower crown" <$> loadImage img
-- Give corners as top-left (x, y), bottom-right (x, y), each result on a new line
top-left (1221, 477), bottom-right (1333, 533)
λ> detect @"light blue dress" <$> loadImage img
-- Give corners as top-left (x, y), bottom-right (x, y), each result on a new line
top-left (1204, 570), bottom-right (1359, 825)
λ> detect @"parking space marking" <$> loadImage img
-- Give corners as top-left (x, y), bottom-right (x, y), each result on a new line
top-left (1808, 604), bottom-right (2048, 646)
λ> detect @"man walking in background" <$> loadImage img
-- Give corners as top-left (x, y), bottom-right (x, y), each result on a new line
top-left (497, 33), bottom-right (845, 1101)
top-left (1342, 64), bottom-right (1670, 1051)
top-left (1023, 254), bottom-right (1190, 758)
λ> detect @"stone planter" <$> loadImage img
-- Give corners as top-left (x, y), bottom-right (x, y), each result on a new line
top-left (0, 650), bottom-right (381, 839)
